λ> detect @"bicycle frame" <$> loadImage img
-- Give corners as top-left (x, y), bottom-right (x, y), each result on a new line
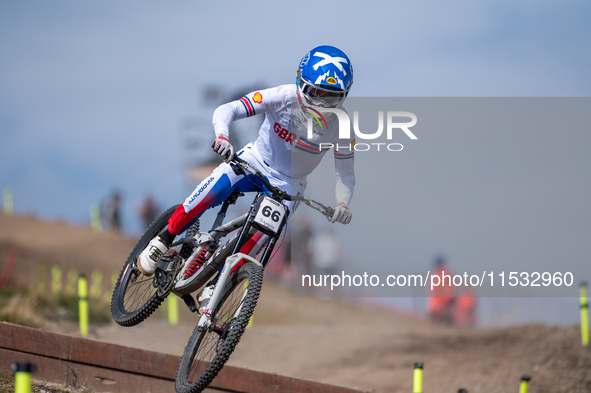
top-left (170, 212), bottom-right (247, 296)
top-left (164, 155), bottom-right (332, 330)
top-left (170, 190), bottom-right (289, 330)
top-left (112, 154), bottom-right (338, 392)
top-left (171, 191), bottom-right (287, 293)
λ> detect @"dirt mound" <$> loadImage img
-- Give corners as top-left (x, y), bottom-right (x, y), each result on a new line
top-left (0, 213), bottom-right (136, 282)
top-left (336, 324), bottom-right (590, 392)
top-left (1, 213), bottom-right (590, 392)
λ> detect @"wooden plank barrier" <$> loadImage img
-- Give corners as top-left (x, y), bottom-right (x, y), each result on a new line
top-left (0, 322), bottom-right (361, 393)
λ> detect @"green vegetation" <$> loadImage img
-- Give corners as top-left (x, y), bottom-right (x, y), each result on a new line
top-left (0, 284), bottom-right (111, 329)
top-left (0, 371), bottom-right (12, 393)
top-left (0, 371), bottom-right (76, 392)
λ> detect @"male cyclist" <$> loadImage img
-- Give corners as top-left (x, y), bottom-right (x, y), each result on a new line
top-left (137, 45), bottom-right (356, 278)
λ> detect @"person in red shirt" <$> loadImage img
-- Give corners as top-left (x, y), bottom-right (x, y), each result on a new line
top-left (427, 257), bottom-right (456, 325)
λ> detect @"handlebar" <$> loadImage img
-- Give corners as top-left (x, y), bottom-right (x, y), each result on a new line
top-left (229, 154), bottom-right (335, 218)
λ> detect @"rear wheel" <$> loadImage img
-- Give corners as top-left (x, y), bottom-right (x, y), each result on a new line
top-left (111, 205), bottom-right (197, 327)
top-left (175, 262), bottom-right (263, 393)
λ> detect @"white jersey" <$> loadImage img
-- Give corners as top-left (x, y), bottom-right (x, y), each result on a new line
top-left (212, 84), bottom-right (355, 206)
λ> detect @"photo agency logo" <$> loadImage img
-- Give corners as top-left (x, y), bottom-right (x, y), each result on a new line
top-left (307, 108), bottom-right (418, 152)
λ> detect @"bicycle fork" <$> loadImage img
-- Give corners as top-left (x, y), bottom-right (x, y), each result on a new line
top-left (197, 253), bottom-right (262, 331)
top-left (197, 194), bottom-right (259, 331)
top-left (197, 192), bottom-right (288, 331)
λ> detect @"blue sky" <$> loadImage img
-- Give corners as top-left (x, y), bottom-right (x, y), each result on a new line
top-left (1, 0), bottom-right (590, 236)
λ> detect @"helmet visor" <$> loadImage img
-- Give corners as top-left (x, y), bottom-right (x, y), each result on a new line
top-left (298, 75), bottom-right (348, 109)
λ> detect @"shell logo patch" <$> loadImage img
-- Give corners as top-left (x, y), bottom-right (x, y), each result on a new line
top-left (253, 92), bottom-right (263, 104)
top-left (326, 77), bottom-right (338, 85)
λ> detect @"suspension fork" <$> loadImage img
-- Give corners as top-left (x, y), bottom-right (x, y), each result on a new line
top-left (258, 218), bottom-right (287, 270)
top-left (227, 194), bottom-right (261, 255)
top-left (232, 191), bottom-right (289, 270)
top-left (196, 192), bottom-right (288, 331)
top-left (196, 193), bottom-right (262, 331)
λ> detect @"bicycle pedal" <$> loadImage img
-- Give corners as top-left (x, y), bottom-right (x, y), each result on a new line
top-left (182, 294), bottom-right (199, 313)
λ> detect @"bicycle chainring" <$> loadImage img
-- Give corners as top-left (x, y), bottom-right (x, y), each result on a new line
top-left (155, 254), bottom-right (184, 298)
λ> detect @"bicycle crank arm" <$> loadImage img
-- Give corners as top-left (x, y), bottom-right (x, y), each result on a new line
top-left (197, 253), bottom-right (262, 331)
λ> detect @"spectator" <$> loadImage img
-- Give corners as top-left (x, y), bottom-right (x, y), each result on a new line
top-left (138, 195), bottom-right (159, 230)
top-left (289, 218), bottom-right (313, 277)
top-left (310, 227), bottom-right (342, 276)
top-left (103, 190), bottom-right (122, 232)
top-left (427, 256), bottom-right (455, 325)
top-left (453, 285), bottom-right (476, 327)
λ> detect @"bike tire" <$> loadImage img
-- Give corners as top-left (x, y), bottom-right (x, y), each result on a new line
top-left (175, 262), bottom-right (263, 393)
top-left (111, 204), bottom-right (179, 327)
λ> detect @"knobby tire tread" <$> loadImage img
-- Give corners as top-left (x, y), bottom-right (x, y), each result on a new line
top-left (175, 263), bottom-right (263, 393)
top-left (110, 205), bottom-right (179, 327)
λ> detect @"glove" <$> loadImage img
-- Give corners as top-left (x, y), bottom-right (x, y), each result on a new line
top-left (213, 136), bottom-right (234, 162)
top-left (329, 202), bottom-right (352, 224)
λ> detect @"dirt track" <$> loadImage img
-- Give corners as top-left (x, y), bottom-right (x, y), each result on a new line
top-left (1, 212), bottom-right (590, 392)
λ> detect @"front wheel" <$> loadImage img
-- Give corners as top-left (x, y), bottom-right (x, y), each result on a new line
top-left (175, 262), bottom-right (263, 393)
top-left (111, 205), bottom-right (180, 327)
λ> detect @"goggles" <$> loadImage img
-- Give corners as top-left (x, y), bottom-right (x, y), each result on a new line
top-left (297, 74), bottom-right (349, 109)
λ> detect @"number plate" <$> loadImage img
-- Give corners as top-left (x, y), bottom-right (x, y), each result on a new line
top-left (253, 196), bottom-right (286, 234)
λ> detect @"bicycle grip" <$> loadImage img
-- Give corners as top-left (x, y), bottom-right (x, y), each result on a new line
top-left (211, 141), bottom-right (234, 162)
top-left (325, 207), bottom-right (335, 218)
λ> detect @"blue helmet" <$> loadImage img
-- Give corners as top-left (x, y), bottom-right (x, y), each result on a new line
top-left (296, 45), bottom-right (353, 111)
